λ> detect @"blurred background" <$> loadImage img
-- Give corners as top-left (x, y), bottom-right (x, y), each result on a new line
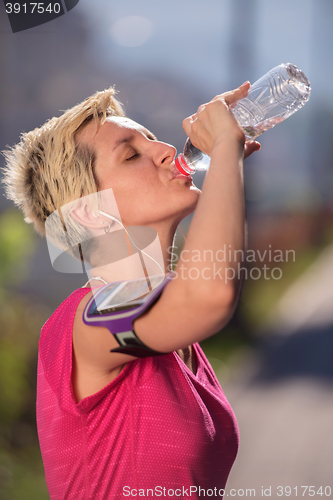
top-left (0, 0), bottom-right (332, 497)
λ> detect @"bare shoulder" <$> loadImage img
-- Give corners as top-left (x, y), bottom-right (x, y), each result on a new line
top-left (72, 290), bottom-right (137, 401)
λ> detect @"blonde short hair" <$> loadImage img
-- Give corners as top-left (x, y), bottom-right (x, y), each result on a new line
top-left (1, 87), bottom-right (124, 258)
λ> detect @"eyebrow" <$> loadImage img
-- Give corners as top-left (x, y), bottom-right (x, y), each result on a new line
top-left (112, 130), bottom-right (157, 152)
top-left (112, 134), bottom-right (135, 152)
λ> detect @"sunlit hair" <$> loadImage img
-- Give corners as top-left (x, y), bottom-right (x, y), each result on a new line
top-left (1, 87), bottom-right (124, 257)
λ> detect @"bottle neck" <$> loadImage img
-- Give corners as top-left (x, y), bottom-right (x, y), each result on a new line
top-left (175, 154), bottom-right (195, 175)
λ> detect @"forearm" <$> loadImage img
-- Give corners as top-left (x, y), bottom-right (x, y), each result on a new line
top-left (175, 135), bottom-right (246, 297)
top-left (136, 87), bottom-right (260, 352)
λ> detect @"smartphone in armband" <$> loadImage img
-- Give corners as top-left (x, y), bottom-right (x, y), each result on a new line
top-left (83, 272), bottom-right (175, 358)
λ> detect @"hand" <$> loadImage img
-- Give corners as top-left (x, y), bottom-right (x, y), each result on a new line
top-left (218, 83), bottom-right (261, 158)
top-left (182, 82), bottom-right (260, 158)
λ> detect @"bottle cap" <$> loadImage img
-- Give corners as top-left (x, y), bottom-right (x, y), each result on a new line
top-left (175, 154), bottom-right (194, 176)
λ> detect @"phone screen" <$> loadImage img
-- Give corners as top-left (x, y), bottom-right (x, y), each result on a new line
top-left (89, 275), bottom-right (164, 315)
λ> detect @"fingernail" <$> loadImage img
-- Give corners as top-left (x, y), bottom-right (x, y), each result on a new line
top-left (240, 81), bottom-right (250, 87)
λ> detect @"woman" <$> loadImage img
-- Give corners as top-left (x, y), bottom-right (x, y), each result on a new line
top-left (2, 84), bottom-right (260, 499)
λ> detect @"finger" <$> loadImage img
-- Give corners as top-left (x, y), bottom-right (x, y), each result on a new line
top-left (182, 104), bottom-right (207, 135)
top-left (211, 82), bottom-right (250, 109)
top-left (183, 109), bottom-right (200, 126)
top-left (223, 82), bottom-right (251, 106)
top-left (212, 81), bottom-right (250, 102)
top-left (244, 140), bottom-right (261, 159)
top-left (182, 116), bottom-right (193, 137)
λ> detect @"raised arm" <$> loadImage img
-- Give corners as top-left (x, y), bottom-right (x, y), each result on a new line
top-left (72, 84), bottom-right (261, 397)
top-left (134, 83), bottom-right (260, 351)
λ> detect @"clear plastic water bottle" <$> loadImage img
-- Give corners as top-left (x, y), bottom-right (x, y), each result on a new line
top-left (175, 63), bottom-right (311, 175)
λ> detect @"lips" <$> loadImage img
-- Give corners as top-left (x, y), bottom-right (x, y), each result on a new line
top-left (171, 163), bottom-right (192, 181)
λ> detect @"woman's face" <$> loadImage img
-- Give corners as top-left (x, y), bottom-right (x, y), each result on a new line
top-left (78, 116), bottom-right (200, 228)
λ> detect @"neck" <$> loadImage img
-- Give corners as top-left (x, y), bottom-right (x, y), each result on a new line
top-left (89, 220), bottom-right (178, 284)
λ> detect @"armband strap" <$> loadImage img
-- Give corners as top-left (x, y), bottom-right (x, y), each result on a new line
top-left (83, 272), bottom-right (174, 358)
top-left (111, 330), bottom-right (166, 357)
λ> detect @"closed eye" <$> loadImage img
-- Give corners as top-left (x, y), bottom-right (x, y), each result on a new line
top-left (126, 152), bottom-right (140, 161)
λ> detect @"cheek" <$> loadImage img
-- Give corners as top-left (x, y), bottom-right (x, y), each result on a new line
top-left (111, 168), bottom-right (158, 195)
top-left (109, 180), bottom-right (161, 224)
top-left (100, 169), bottom-right (197, 225)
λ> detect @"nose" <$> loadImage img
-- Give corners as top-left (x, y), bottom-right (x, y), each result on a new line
top-left (152, 141), bottom-right (177, 168)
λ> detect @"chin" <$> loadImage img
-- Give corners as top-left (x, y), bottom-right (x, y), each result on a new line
top-left (188, 183), bottom-right (201, 200)
top-left (179, 187), bottom-right (200, 218)
top-left (190, 184), bottom-right (201, 194)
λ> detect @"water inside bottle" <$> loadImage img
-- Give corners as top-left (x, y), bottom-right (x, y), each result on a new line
top-left (242, 116), bottom-right (285, 140)
top-left (175, 63), bottom-right (311, 173)
top-left (233, 63), bottom-right (311, 140)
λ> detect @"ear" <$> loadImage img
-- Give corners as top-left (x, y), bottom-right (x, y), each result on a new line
top-left (70, 201), bottom-right (112, 231)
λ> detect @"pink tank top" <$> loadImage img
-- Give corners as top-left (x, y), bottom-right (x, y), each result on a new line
top-left (37, 288), bottom-right (239, 499)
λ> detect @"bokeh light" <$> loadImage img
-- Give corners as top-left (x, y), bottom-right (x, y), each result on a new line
top-left (110, 15), bottom-right (153, 47)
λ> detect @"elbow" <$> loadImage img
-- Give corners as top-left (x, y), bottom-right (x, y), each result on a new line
top-left (208, 283), bottom-right (239, 317)
top-left (208, 285), bottom-right (240, 331)
top-left (192, 278), bottom-right (241, 309)
top-left (188, 282), bottom-right (240, 330)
